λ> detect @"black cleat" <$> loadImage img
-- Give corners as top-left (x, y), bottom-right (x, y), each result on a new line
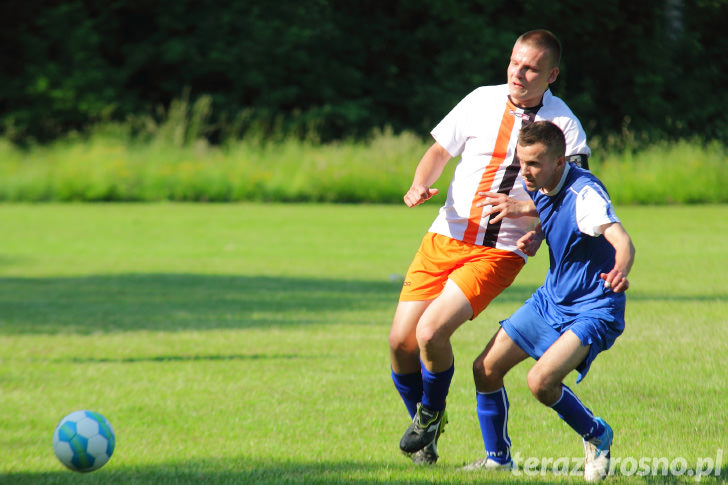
top-left (399, 403), bottom-right (447, 455)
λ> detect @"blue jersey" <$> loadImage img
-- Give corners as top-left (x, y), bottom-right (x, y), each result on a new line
top-left (528, 164), bottom-right (625, 329)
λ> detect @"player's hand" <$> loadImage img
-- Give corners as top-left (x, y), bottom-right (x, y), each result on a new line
top-left (403, 184), bottom-right (439, 207)
top-left (516, 229), bottom-right (544, 257)
top-left (600, 269), bottom-right (630, 293)
top-left (476, 191), bottom-right (527, 224)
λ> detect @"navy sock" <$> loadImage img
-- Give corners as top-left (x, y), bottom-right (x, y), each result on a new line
top-left (420, 360), bottom-right (454, 412)
top-left (550, 384), bottom-right (604, 441)
top-left (476, 388), bottom-right (511, 464)
top-left (391, 368), bottom-right (423, 418)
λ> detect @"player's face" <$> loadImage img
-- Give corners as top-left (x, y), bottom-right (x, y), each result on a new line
top-left (507, 41), bottom-right (559, 108)
top-left (517, 142), bottom-right (565, 192)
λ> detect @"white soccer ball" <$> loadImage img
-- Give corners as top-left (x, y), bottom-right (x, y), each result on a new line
top-left (52, 410), bottom-right (116, 472)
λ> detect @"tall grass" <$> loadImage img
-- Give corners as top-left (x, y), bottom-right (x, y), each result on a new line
top-left (0, 128), bottom-right (430, 203)
top-left (0, 99), bottom-right (726, 204)
top-left (592, 140), bottom-right (728, 204)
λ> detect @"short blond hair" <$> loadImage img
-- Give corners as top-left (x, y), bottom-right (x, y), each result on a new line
top-left (516, 30), bottom-right (562, 68)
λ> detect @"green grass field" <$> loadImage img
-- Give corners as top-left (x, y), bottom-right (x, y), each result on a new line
top-left (1, 203), bottom-right (726, 484)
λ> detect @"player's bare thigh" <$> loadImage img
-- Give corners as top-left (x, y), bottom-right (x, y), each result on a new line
top-left (389, 279), bottom-right (473, 374)
top-left (414, 279), bottom-right (473, 349)
top-left (527, 330), bottom-right (590, 404)
top-left (473, 327), bottom-right (530, 392)
top-left (389, 299), bottom-right (431, 374)
top-left (415, 279), bottom-right (474, 372)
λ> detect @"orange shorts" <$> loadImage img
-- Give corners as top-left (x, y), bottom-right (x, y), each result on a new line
top-left (399, 232), bottom-right (525, 318)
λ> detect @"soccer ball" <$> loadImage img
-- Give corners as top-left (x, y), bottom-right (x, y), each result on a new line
top-left (52, 410), bottom-right (116, 472)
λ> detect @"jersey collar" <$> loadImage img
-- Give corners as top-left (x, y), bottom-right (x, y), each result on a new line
top-left (507, 88), bottom-right (551, 112)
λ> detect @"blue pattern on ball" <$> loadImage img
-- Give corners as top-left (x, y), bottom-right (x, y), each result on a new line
top-left (52, 410), bottom-right (115, 473)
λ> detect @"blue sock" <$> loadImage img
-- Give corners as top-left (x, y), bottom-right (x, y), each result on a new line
top-left (391, 368), bottom-right (423, 418)
top-left (476, 388), bottom-right (511, 464)
top-left (420, 360), bottom-right (454, 411)
top-left (550, 384), bottom-right (604, 441)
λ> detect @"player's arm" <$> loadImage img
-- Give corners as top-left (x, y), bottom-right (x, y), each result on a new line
top-left (566, 154), bottom-right (589, 170)
top-left (476, 191), bottom-right (538, 223)
top-left (478, 192), bottom-right (543, 256)
top-left (403, 141), bottom-right (451, 207)
top-left (561, 114), bottom-right (591, 169)
top-left (600, 222), bottom-right (635, 292)
top-left (516, 222), bottom-right (544, 257)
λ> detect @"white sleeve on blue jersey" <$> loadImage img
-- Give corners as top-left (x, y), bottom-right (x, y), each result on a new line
top-left (574, 185), bottom-right (620, 236)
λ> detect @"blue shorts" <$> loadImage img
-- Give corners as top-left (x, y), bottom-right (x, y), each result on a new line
top-left (500, 299), bottom-right (623, 382)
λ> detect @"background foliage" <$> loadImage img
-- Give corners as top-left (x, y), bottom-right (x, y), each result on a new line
top-left (1, 129), bottom-right (726, 204)
top-left (1, 0), bottom-right (726, 145)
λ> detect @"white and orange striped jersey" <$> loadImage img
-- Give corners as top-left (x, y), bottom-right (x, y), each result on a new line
top-left (429, 84), bottom-right (590, 260)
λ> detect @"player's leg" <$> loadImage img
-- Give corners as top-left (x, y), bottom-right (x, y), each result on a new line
top-left (389, 233), bottom-right (446, 419)
top-left (473, 327), bottom-right (530, 392)
top-left (391, 233), bottom-right (469, 463)
top-left (414, 247), bottom-right (525, 410)
top-left (389, 299), bottom-right (431, 417)
top-left (527, 330), bottom-right (602, 436)
top-left (528, 330), bottom-right (613, 481)
top-left (399, 280), bottom-right (471, 455)
top-left (464, 328), bottom-right (529, 469)
top-left (416, 279), bottom-right (473, 373)
top-left (398, 238), bottom-right (525, 460)
top-left (527, 330), bottom-right (589, 404)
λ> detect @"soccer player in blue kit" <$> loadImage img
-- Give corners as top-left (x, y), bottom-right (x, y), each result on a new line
top-left (463, 121), bottom-right (635, 482)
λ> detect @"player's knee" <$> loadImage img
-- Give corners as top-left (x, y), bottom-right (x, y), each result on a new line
top-left (472, 356), bottom-right (490, 380)
top-left (388, 326), bottom-right (417, 356)
top-left (414, 321), bottom-right (443, 353)
top-left (527, 374), bottom-right (548, 402)
top-left (414, 320), bottom-right (431, 343)
top-left (389, 305), bottom-right (424, 352)
top-left (527, 367), bottom-right (558, 404)
top-left (472, 356), bottom-right (502, 390)
top-left (472, 358), bottom-right (489, 387)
